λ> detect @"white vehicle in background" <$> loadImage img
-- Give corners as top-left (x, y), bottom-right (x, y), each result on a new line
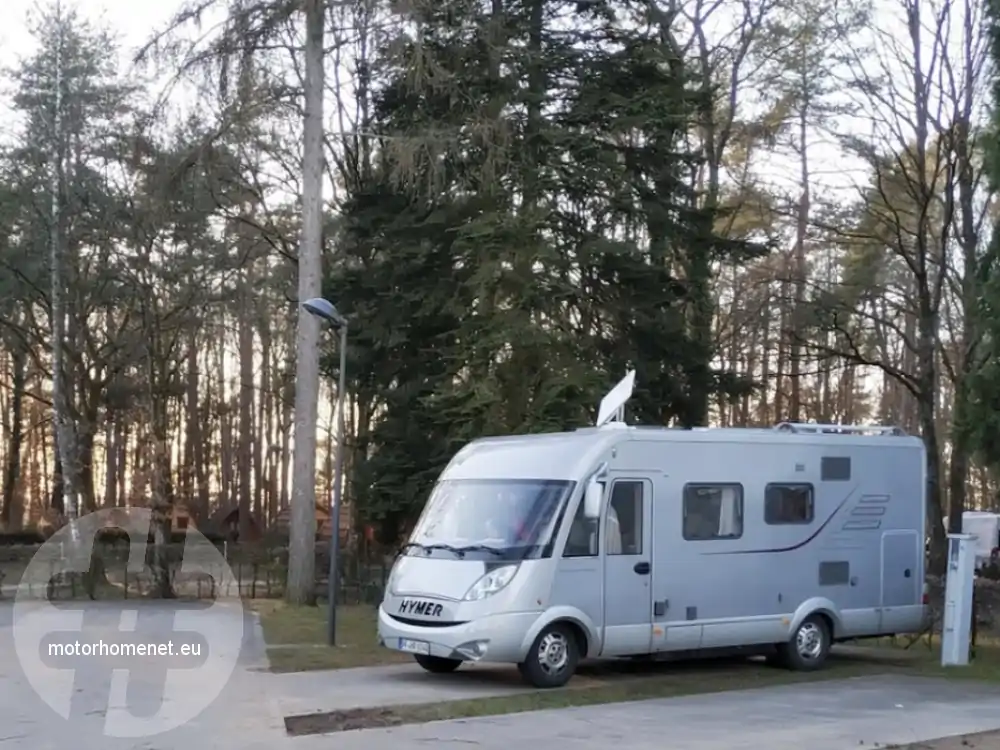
top-left (377, 372), bottom-right (929, 688)
top-left (945, 511), bottom-right (1000, 570)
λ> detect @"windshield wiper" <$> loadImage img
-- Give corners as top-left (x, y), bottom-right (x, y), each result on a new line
top-left (454, 544), bottom-right (504, 557)
top-left (399, 542), bottom-right (468, 558)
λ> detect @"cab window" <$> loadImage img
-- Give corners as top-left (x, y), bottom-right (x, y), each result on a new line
top-left (563, 495), bottom-right (599, 557)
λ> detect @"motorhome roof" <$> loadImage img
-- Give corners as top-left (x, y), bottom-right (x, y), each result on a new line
top-left (440, 423), bottom-right (923, 482)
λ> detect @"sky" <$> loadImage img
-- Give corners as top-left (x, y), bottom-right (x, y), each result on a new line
top-left (0, 0), bottom-right (186, 138)
top-left (0, 0), bottom-right (986, 216)
top-left (2, 0), bottom-right (178, 69)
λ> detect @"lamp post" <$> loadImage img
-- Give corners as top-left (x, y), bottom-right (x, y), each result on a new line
top-left (302, 296), bottom-right (348, 646)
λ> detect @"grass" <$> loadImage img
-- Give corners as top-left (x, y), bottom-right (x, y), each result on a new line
top-left (284, 644), bottom-right (1000, 736)
top-left (283, 648), bottom-right (928, 735)
top-left (861, 634), bottom-right (1000, 683)
top-left (251, 600), bottom-right (409, 671)
top-left (255, 601), bottom-right (1000, 734)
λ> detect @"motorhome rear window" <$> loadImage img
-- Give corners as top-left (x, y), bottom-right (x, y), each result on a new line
top-left (764, 483), bottom-right (814, 525)
top-left (682, 484), bottom-right (744, 540)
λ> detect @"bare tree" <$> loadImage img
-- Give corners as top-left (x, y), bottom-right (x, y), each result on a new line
top-left (821, 0), bottom-right (986, 567)
top-left (46, 3), bottom-right (82, 541)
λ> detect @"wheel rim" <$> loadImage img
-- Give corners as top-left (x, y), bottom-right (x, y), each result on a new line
top-left (536, 631), bottom-right (569, 674)
top-left (796, 621), bottom-right (824, 660)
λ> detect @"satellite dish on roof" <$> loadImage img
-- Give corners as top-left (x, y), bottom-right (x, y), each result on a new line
top-left (596, 370), bottom-right (636, 427)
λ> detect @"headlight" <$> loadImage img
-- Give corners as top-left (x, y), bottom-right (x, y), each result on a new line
top-left (463, 564), bottom-right (518, 601)
top-left (386, 561), bottom-right (402, 594)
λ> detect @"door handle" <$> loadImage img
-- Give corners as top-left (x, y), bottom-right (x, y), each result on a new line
top-left (633, 561), bottom-right (650, 575)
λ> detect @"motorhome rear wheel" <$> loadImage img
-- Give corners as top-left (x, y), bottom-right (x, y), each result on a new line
top-left (414, 655), bottom-right (462, 674)
top-left (778, 614), bottom-right (831, 671)
top-left (517, 622), bottom-right (580, 688)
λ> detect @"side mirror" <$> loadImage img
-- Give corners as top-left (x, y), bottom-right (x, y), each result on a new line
top-left (583, 479), bottom-right (603, 519)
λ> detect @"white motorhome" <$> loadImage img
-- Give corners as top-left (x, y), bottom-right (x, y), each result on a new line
top-left (945, 511), bottom-right (1000, 569)
top-left (377, 372), bottom-right (929, 688)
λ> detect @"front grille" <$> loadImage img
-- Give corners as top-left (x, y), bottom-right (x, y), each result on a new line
top-left (389, 614), bottom-right (467, 628)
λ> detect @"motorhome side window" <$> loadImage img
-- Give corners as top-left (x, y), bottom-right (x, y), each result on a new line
top-left (607, 480), bottom-right (643, 555)
top-left (764, 483), bottom-right (814, 525)
top-left (563, 493), bottom-right (599, 557)
top-left (682, 483), bottom-right (743, 540)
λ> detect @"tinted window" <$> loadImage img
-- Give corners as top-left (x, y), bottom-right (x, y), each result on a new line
top-left (607, 481), bottom-right (643, 555)
top-left (765, 483), bottom-right (814, 524)
top-left (563, 495), bottom-right (599, 558)
top-left (682, 484), bottom-right (744, 540)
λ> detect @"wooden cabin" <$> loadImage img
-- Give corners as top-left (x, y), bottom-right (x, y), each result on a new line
top-left (170, 503), bottom-right (197, 534)
top-left (92, 503), bottom-right (197, 535)
top-left (204, 504), bottom-right (263, 542)
top-left (274, 499), bottom-right (350, 539)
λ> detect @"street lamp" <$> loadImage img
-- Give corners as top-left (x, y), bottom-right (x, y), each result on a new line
top-left (303, 296), bottom-right (348, 646)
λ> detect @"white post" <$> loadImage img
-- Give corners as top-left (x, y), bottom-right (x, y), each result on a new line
top-left (941, 533), bottom-right (976, 666)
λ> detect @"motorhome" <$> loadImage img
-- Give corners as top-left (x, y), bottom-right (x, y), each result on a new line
top-left (945, 511), bottom-right (1000, 570)
top-left (377, 372), bottom-right (928, 688)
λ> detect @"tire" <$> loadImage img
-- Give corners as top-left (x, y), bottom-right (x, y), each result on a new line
top-left (517, 622), bottom-right (580, 688)
top-left (777, 615), bottom-right (831, 671)
top-left (414, 654), bottom-right (462, 674)
top-left (764, 647), bottom-right (788, 668)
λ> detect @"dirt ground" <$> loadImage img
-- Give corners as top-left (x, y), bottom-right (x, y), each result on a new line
top-left (906, 730), bottom-right (1000, 750)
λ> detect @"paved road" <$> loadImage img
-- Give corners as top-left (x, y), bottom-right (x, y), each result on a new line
top-left (0, 599), bottom-right (284, 750)
top-left (3, 599), bottom-right (1000, 750)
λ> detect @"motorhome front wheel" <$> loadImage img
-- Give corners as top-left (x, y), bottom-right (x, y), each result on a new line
top-left (779, 615), bottom-right (831, 671)
top-left (517, 623), bottom-right (580, 688)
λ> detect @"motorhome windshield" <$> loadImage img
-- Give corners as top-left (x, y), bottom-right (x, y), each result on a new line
top-left (404, 479), bottom-right (575, 561)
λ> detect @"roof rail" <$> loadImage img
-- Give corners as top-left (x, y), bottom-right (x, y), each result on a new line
top-left (773, 422), bottom-right (907, 436)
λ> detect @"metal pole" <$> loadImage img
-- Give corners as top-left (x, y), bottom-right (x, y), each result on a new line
top-left (327, 323), bottom-right (348, 646)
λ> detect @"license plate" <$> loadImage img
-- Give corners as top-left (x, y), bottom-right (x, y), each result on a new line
top-left (398, 638), bottom-right (430, 655)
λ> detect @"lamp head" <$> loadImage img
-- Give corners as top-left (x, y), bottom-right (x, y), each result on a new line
top-left (302, 297), bottom-right (347, 328)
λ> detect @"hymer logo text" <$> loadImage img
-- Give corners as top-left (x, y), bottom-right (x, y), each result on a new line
top-left (398, 599), bottom-right (443, 617)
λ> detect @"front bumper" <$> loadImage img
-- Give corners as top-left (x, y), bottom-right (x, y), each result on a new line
top-left (377, 605), bottom-right (541, 663)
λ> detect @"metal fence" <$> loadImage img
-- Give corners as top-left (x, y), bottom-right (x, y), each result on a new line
top-left (0, 541), bottom-right (391, 603)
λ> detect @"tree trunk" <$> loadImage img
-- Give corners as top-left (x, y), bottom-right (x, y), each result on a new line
top-left (49, 15), bottom-right (81, 534)
top-left (774, 273), bottom-right (789, 421)
top-left (238, 264), bottom-right (254, 541)
top-left (917, 300), bottom-right (947, 573)
top-left (50, 428), bottom-right (64, 515)
top-left (77, 410), bottom-right (97, 513)
top-left (286, 0), bottom-right (325, 605)
top-left (28, 398), bottom-right (44, 526)
top-left (261, 320), bottom-right (273, 526)
top-left (117, 420), bottom-right (128, 508)
top-left (1, 342), bottom-right (26, 528)
top-left (255, 310), bottom-right (268, 526)
top-left (193, 350), bottom-right (210, 520)
top-left (218, 327), bottom-right (234, 509)
top-left (947, 378), bottom-right (970, 534)
top-left (789, 95), bottom-right (811, 423)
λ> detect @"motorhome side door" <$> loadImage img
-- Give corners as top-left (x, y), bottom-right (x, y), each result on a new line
top-left (601, 477), bottom-right (653, 656)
